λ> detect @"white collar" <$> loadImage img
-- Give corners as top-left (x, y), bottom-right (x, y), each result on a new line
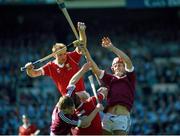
top-left (114, 74), bottom-right (127, 79)
top-left (54, 59), bottom-right (64, 68)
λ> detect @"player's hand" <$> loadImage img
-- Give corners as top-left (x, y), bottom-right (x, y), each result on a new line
top-left (79, 116), bottom-right (91, 128)
top-left (25, 62), bottom-right (34, 70)
top-left (101, 37), bottom-right (113, 50)
top-left (96, 103), bottom-right (104, 111)
top-left (77, 22), bottom-right (86, 31)
top-left (97, 87), bottom-right (108, 98)
top-left (76, 44), bottom-right (87, 55)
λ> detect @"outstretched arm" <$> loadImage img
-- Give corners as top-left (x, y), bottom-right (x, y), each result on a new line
top-left (68, 62), bottom-right (91, 86)
top-left (83, 47), bottom-right (102, 78)
top-left (25, 62), bottom-right (42, 78)
top-left (76, 22), bottom-right (102, 84)
top-left (102, 37), bottom-right (133, 70)
top-left (78, 22), bottom-right (87, 46)
top-left (75, 22), bottom-right (87, 54)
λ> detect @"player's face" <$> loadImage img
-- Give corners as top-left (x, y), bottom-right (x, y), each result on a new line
top-left (112, 62), bottom-right (125, 77)
top-left (55, 52), bottom-right (67, 64)
top-left (22, 118), bottom-right (29, 124)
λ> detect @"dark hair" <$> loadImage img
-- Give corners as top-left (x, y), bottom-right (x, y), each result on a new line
top-left (71, 94), bottom-right (81, 108)
top-left (58, 96), bottom-right (74, 110)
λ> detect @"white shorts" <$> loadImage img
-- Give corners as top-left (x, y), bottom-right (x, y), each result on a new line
top-left (102, 113), bottom-right (131, 133)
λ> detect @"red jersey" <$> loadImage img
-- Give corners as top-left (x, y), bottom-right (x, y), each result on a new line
top-left (19, 124), bottom-right (37, 136)
top-left (50, 106), bottom-right (80, 135)
top-left (102, 71), bottom-right (136, 111)
top-left (42, 51), bottom-right (85, 96)
top-left (72, 94), bottom-right (104, 135)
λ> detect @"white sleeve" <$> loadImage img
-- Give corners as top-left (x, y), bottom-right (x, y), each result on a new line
top-left (99, 92), bottom-right (105, 99)
top-left (77, 120), bottom-right (82, 127)
top-left (125, 63), bottom-right (134, 72)
top-left (99, 70), bottom-right (105, 79)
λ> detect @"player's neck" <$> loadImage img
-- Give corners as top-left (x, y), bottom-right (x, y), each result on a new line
top-left (114, 74), bottom-right (126, 79)
top-left (23, 123), bottom-right (30, 128)
top-left (55, 59), bottom-right (65, 67)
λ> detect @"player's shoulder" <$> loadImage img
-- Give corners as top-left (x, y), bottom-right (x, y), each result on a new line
top-left (48, 60), bottom-right (58, 67)
top-left (104, 71), bottom-right (115, 79)
top-left (67, 50), bottom-right (79, 55)
top-left (43, 60), bottom-right (53, 66)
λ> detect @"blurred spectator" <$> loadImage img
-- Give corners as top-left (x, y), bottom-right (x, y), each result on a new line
top-left (19, 114), bottom-right (40, 136)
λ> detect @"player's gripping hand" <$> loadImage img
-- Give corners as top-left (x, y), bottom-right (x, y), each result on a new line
top-left (77, 22), bottom-right (86, 31)
top-left (97, 87), bottom-right (108, 98)
top-left (25, 62), bottom-right (34, 70)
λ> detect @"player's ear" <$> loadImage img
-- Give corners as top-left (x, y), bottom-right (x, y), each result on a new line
top-left (111, 66), bottom-right (114, 74)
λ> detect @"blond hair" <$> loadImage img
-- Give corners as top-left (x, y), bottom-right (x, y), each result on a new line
top-left (52, 43), bottom-right (66, 53)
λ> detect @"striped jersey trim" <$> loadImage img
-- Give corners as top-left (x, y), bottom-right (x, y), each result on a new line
top-left (59, 111), bottom-right (78, 126)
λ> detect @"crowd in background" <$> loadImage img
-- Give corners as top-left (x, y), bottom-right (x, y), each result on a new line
top-left (0, 15), bottom-right (180, 134)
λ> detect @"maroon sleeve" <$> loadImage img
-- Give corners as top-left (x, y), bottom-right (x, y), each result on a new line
top-left (68, 51), bottom-right (82, 63)
top-left (127, 71), bottom-right (136, 89)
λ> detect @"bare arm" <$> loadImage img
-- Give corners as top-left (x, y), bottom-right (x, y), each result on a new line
top-left (68, 62), bottom-right (91, 85)
top-left (83, 47), bottom-right (102, 78)
top-left (25, 62), bottom-right (42, 78)
top-left (75, 22), bottom-right (87, 54)
top-left (102, 37), bottom-right (133, 70)
top-left (78, 22), bottom-right (87, 46)
top-left (76, 22), bottom-right (102, 84)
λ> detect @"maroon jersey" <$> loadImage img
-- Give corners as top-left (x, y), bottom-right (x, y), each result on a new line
top-left (19, 124), bottom-right (37, 136)
top-left (102, 71), bottom-right (136, 111)
top-left (42, 51), bottom-right (85, 96)
top-left (72, 94), bottom-right (104, 135)
top-left (50, 106), bottom-right (80, 135)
